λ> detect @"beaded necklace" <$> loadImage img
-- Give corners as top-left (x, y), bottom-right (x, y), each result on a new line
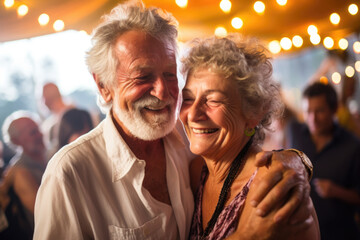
top-left (201, 137), bottom-right (253, 239)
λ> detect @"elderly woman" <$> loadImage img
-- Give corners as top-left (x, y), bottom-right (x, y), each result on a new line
top-left (180, 34), bottom-right (320, 239)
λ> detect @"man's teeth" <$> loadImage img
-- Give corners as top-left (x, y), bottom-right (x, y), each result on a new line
top-left (146, 105), bottom-right (166, 110)
top-left (192, 128), bottom-right (217, 134)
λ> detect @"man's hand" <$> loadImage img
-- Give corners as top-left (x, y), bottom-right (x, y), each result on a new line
top-left (249, 150), bottom-right (311, 224)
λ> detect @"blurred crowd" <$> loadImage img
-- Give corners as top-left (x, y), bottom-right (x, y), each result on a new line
top-left (0, 82), bottom-right (95, 239)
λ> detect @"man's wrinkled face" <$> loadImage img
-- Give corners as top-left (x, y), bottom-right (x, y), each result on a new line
top-left (109, 31), bottom-right (179, 140)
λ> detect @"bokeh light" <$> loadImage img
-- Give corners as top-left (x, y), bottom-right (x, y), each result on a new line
top-left (323, 37), bottom-right (334, 49)
top-left (4, 0), bottom-right (14, 8)
top-left (310, 34), bottom-right (321, 45)
top-left (38, 13), bottom-right (50, 26)
top-left (331, 72), bottom-right (341, 84)
top-left (292, 35), bottom-right (303, 48)
top-left (329, 13), bottom-right (340, 25)
top-left (53, 20), bottom-right (65, 32)
top-left (307, 25), bottom-right (318, 35)
top-left (319, 76), bottom-right (329, 85)
top-left (353, 41), bottom-right (360, 53)
top-left (345, 66), bottom-right (355, 77)
top-left (215, 26), bottom-right (227, 38)
top-left (17, 4), bottom-right (28, 17)
top-left (269, 40), bottom-right (281, 54)
top-left (355, 61), bottom-right (360, 72)
top-left (254, 1), bottom-right (265, 14)
top-left (280, 37), bottom-right (292, 50)
top-left (276, 0), bottom-right (287, 6)
top-left (220, 0), bottom-right (232, 13)
top-left (231, 17), bottom-right (243, 29)
top-left (338, 38), bottom-right (348, 50)
top-left (348, 4), bottom-right (358, 15)
top-left (175, 0), bottom-right (188, 8)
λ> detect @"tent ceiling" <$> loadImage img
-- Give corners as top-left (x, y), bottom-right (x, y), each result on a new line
top-left (1, 0), bottom-right (360, 50)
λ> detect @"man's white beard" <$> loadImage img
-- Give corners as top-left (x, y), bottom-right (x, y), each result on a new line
top-left (113, 95), bottom-right (178, 141)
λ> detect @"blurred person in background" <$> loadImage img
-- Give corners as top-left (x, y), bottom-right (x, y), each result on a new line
top-left (0, 110), bottom-right (47, 239)
top-left (40, 82), bottom-right (74, 154)
top-left (58, 108), bottom-right (94, 149)
top-left (288, 82), bottom-right (360, 240)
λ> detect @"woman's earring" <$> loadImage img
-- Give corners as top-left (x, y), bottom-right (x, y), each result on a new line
top-left (244, 127), bottom-right (256, 137)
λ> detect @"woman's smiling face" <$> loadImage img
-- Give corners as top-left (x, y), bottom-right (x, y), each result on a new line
top-left (180, 68), bottom-right (251, 158)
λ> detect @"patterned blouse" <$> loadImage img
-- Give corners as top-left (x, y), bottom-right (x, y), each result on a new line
top-left (189, 166), bottom-right (258, 240)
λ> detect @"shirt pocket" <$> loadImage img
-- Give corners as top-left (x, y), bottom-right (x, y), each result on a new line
top-left (108, 214), bottom-right (166, 240)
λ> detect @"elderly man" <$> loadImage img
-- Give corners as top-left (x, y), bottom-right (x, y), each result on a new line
top-left (0, 110), bottom-right (47, 239)
top-left (34, 1), bottom-right (313, 239)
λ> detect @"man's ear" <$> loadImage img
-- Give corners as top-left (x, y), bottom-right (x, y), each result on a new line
top-left (93, 73), bottom-right (112, 103)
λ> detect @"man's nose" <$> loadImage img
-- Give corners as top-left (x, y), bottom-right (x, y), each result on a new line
top-left (150, 76), bottom-right (169, 101)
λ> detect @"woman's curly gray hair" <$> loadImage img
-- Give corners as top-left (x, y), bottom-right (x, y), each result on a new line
top-left (180, 33), bottom-right (283, 143)
top-left (86, 0), bottom-right (178, 113)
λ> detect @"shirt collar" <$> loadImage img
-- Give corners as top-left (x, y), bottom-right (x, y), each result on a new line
top-left (102, 112), bottom-right (139, 182)
top-left (102, 112), bottom-right (186, 182)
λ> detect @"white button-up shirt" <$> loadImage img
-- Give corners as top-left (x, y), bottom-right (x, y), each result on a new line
top-left (34, 113), bottom-right (194, 240)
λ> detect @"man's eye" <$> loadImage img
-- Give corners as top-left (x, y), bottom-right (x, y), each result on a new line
top-left (207, 100), bottom-right (222, 107)
top-left (164, 72), bottom-right (177, 81)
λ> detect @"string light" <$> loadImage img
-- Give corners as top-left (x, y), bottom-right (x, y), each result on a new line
top-left (4, 0), bottom-right (14, 8)
top-left (353, 41), bottom-right (360, 53)
top-left (323, 37), bottom-right (334, 49)
top-left (331, 72), bottom-right (341, 84)
top-left (231, 17), bottom-right (243, 29)
top-left (345, 66), bottom-right (355, 77)
top-left (307, 25), bottom-right (318, 35)
top-left (338, 38), bottom-right (348, 50)
top-left (280, 37), bottom-right (292, 50)
top-left (38, 13), bottom-right (50, 26)
top-left (175, 0), bottom-right (188, 8)
top-left (53, 19), bottom-right (65, 32)
top-left (310, 34), bottom-right (321, 45)
top-left (276, 0), bottom-right (287, 6)
top-left (215, 26), bottom-right (227, 38)
top-left (254, 1), bottom-right (265, 14)
top-left (292, 35), bottom-right (303, 48)
top-left (329, 13), bottom-right (340, 25)
top-left (220, 0), bottom-right (232, 13)
top-left (320, 76), bottom-right (329, 84)
top-left (268, 40), bottom-right (281, 54)
top-left (355, 61), bottom-right (360, 72)
top-left (348, 4), bottom-right (358, 15)
top-left (17, 4), bottom-right (28, 17)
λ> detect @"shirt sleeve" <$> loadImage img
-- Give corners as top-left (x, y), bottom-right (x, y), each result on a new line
top-left (33, 170), bottom-right (84, 240)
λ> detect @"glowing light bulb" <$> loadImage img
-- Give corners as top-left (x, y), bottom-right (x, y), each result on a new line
top-left (4, 0), bottom-right (14, 8)
top-left (254, 1), bottom-right (265, 14)
top-left (220, 0), bottom-right (232, 13)
top-left (345, 66), bottom-right (355, 78)
top-left (310, 34), bottom-right (321, 45)
top-left (280, 37), bottom-right (292, 50)
top-left (323, 37), bottom-right (334, 49)
top-left (292, 35), bottom-right (303, 48)
top-left (355, 61), bottom-right (360, 72)
top-left (338, 38), bottom-right (348, 50)
top-left (17, 4), bottom-right (28, 17)
top-left (38, 13), bottom-right (50, 26)
top-left (329, 13), bottom-right (340, 25)
top-left (353, 41), bottom-right (360, 53)
top-left (53, 20), bottom-right (65, 32)
top-left (319, 76), bottom-right (329, 85)
top-left (276, 0), bottom-right (287, 6)
top-left (215, 27), bottom-right (227, 38)
top-left (175, 0), bottom-right (188, 8)
top-left (332, 72), bottom-right (341, 84)
top-left (348, 4), bottom-right (358, 15)
top-left (231, 17), bottom-right (243, 29)
top-left (268, 40), bottom-right (281, 54)
top-left (307, 25), bottom-right (318, 35)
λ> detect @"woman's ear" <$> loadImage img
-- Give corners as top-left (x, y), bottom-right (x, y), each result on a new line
top-left (93, 74), bottom-right (112, 103)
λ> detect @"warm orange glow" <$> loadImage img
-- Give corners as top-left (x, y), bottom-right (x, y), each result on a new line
top-left (280, 37), bottom-right (292, 50)
top-left (319, 76), bottom-right (329, 85)
top-left (276, 0), bottom-right (287, 6)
